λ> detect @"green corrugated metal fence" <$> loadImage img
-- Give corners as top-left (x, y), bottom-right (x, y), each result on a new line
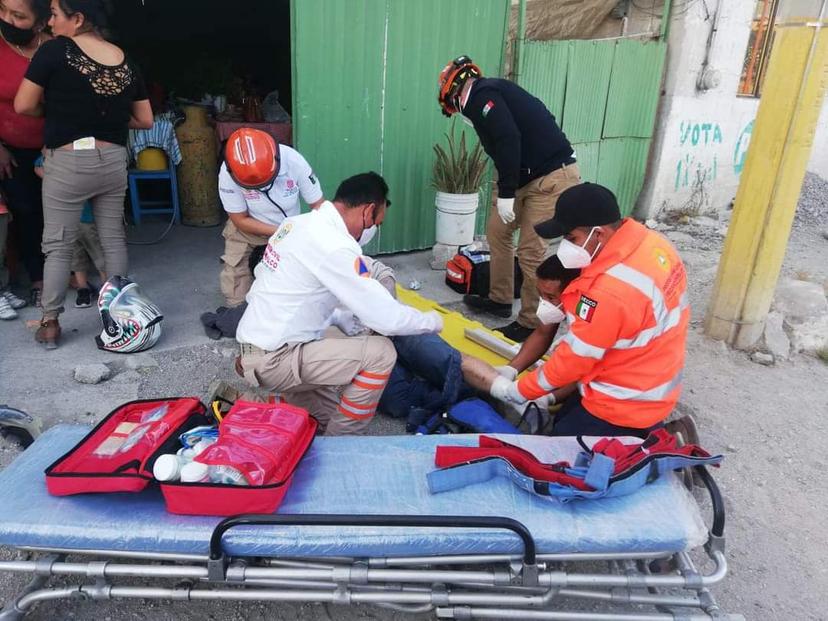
top-left (292, 0), bottom-right (510, 254)
top-left (519, 38), bottom-right (667, 216)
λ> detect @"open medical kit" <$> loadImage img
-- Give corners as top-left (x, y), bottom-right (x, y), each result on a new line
top-left (44, 398), bottom-right (316, 516)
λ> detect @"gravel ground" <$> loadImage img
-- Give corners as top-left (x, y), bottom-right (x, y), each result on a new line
top-left (794, 172), bottom-right (828, 229)
top-left (1, 176), bottom-right (827, 620)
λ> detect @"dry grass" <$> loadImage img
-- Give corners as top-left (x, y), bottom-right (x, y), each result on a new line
top-left (817, 347), bottom-right (828, 364)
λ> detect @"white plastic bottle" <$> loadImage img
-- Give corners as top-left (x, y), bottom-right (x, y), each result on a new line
top-left (180, 461), bottom-right (210, 483)
top-left (210, 465), bottom-right (249, 486)
top-left (153, 454), bottom-right (186, 482)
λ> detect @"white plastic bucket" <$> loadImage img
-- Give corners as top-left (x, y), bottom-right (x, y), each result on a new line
top-left (435, 191), bottom-right (479, 246)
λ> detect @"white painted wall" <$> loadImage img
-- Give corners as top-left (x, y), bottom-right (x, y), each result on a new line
top-left (636, 0), bottom-right (828, 219)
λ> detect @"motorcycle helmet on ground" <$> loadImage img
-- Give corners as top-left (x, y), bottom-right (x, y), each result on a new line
top-left (96, 276), bottom-right (163, 353)
top-left (225, 127), bottom-right (280, 189)
top-left (438, 55), bottom-right (482, 117)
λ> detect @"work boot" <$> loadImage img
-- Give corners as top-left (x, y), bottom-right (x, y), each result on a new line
top-left (497, 321), bottom-right (534, 343)
top-left (35, 318), bottom-right (61, 350)
top-left (462, 294), bottom-right (512, 318)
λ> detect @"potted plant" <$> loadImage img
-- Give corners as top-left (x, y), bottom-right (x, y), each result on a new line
top-left (432, 122), bottom-right (487, 248)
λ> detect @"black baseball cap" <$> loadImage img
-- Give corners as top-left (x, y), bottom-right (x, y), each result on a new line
top-left (534, 183), bottom-right (621, 239)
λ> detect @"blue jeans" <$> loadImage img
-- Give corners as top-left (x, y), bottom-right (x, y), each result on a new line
top-left (550, 393), bottom-right (664, 438)
top-left (378, 334), bottom-right (473, 427)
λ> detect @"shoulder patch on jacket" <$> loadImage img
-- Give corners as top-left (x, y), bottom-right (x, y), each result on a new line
top-left (354, 256), bottom-right (371, 278)
top-left (482, 100), bottom-right (495, 117)
top-left (575, 295), bottom-right (597, 322)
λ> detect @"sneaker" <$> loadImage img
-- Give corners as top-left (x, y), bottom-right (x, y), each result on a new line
top-left (0, 295), bottom-right (18, 320)
top-left (30, 287), bottom-right (42, 309)
top-left (75, 287), bottom-right (94, 308)
top-left (496, 321), bottom-right (535, 343)
top-left (462, 294), bottom-right (513, 318)
top-left (2, 290), bottom-right (27, 310)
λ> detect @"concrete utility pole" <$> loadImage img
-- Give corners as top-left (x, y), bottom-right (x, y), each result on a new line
top-left (705, 0), bottom-right (828, 348)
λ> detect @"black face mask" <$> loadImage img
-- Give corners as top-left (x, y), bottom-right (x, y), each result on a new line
top-left (0, 18), bottom-right (36, 46)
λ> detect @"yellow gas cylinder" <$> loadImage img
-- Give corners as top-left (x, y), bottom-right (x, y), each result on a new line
top-left (175, 105), bottom-right (221, 226)
top-left (136, 147), bottom-right (167, 171)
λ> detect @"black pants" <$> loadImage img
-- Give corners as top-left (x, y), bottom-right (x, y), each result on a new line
top-left (0, 146), bottom-right (44, 284)
top-left (550, 393), bottom-right (664, 438)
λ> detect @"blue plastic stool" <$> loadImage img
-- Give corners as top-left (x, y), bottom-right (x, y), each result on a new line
top-left (128, 159), bottom-right (180, 225)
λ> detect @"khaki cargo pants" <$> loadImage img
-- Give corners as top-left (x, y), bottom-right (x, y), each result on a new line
top-left (238, 330), bottom-right (397, 436)
top-left (220, 220), bottom-right (270, 307)
top-left (487, 164), bottom-right (581, 329)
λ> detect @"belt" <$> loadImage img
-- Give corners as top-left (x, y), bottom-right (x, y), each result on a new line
top-left (522, 156), bottom-right (577, 181)
top-left (239, 342), bottom-right (268, 356)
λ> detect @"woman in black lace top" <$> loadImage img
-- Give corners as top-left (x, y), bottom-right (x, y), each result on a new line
top-left (14, 0), bottom-right (152, 348)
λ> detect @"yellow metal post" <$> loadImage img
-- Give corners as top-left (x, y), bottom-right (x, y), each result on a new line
top-left (705, 1), bottom-right (828, 348)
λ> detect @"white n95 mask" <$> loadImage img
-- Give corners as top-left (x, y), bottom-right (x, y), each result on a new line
top-left (557, 227), bottom-right (601, 269)
top-left (358, 225), bottom-right (378, 247)
top-left (536, 299), bottom-right (565, 325)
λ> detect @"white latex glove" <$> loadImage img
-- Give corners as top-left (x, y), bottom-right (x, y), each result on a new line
top-left (490, 375), bottom-right (527, 405)
top-left (531, 392), bottom-right (555, 409)
top-left (494, 365), bottom-right (518, 381)
top-left (496, 197), bottom-right (515, 225)
top-left (425, 310), bottom-right (444, 334)
top-left (330, 308), bottom-right (370, 336)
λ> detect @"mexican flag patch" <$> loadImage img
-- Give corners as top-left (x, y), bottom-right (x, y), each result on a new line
top-left (575, 295), bottom-right (597, 322)
top-left (482, 100), bottom-right (495, 117)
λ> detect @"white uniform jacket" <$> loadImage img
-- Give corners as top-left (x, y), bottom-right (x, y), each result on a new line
top-left (236, 202), bottom-right (441, 350)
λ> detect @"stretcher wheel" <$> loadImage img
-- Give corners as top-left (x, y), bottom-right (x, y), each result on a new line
top-left (665, 414), bottom-right (702, 489)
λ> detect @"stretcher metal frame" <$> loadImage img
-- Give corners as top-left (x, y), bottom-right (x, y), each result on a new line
top-left (0, 466), bottom-right (742, 621)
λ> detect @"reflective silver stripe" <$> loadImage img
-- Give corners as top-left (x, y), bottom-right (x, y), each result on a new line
top-left (535, 370), bottom-right (556, 392)
top-left (563, 331), bottom-right (606, 359)
top-left (606, 263), bottom-right (689, 350)
top-left (588, 371), bottom-right (683, 402)
top-left (354, 373), bottom-right (387, 387)
top-left (338, 399), bottom-right (377, 415)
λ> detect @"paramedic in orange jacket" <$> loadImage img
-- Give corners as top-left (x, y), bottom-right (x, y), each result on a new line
top-left (488, 183), bottom-right (689, 437)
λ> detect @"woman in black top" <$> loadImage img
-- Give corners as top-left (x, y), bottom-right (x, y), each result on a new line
top-left (15, 0), bottom-right (152, 348)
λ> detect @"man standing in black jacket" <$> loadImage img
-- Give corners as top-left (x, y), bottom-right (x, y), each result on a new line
top-left (438, 56), bottom-right (581, 342)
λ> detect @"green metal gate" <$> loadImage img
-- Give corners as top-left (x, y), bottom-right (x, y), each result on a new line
top-left (291, 0), bottom-right (510, 254)
top-left (519, 38), bottom-right (667, 216)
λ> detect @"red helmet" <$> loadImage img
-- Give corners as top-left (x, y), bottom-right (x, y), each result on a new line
top-left (438, 55), bottom-right (482, 117)
top-left (225, 128), bottom-right (280, 189)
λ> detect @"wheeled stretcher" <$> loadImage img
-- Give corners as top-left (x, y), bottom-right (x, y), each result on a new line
top-left (0, 425), bottom-right (743, 620)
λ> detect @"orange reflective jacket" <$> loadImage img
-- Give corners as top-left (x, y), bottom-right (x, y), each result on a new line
top-left (518, 219), bottom-right (689, 428)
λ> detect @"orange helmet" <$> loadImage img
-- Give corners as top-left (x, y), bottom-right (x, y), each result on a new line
top-left (438, 55), bottom-right (482, 117)
top-left (225, 128), bottom-right (280, 189)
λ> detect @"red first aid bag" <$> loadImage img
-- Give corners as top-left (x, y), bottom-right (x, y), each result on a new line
top-left (45, 398), bottom-right (208, 495)
top-left (159, 400), bottom-right (316, 516)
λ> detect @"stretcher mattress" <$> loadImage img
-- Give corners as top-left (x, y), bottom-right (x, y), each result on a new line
top-left (0, 425), bottom-right (708, 558)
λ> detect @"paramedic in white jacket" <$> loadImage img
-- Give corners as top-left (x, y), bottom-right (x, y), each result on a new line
top-left (219, 128), bottom-right (324, 306)
top-left (236, 172), bottom-right (443, 435)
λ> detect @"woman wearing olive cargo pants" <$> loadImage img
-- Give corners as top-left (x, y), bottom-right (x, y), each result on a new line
top-left (39, 145), bottom-right (130, 329)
